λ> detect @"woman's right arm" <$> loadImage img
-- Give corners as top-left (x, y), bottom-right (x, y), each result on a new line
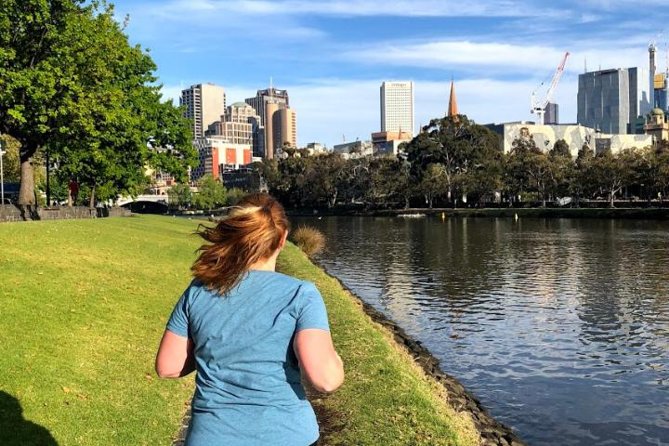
top-left (293, 329), bottom-right (344, 393)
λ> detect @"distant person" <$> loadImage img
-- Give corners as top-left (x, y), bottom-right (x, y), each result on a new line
top-left (155, 193), bottom-right (344, 446)
top-left (68, 179), bottom-right (79, 206)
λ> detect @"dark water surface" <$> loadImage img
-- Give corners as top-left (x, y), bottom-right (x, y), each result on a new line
top-left (293, 216), bottom-right (669, 446)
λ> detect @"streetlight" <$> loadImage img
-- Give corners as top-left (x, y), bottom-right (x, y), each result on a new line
top-left (0, 137), bottom-right (5, 205)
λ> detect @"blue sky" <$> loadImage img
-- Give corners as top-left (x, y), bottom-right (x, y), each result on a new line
top-left (111, 0), bottom-right (669, 147)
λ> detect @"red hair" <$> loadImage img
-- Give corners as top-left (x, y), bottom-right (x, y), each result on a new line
top-left (191, 193), bottom-right (290, 295)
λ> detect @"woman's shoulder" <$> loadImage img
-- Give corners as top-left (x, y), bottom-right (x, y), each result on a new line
top-left (246, 270), bottom-right (319, 294)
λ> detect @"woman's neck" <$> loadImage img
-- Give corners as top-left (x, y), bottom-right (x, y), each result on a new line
top-left (248, 254), bottom-right (278, 272)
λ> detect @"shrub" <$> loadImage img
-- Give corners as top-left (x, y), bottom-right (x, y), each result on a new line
top-left (291, 226), bottom-right (325, 257)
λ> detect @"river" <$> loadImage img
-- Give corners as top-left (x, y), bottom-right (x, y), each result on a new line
top-left (292, 216), bottom-right (669, 446)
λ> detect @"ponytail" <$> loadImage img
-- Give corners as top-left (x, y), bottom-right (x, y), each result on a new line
top-left (191, 193), bottom-right (290, 295)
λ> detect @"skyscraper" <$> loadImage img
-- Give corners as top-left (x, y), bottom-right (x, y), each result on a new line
top-left (245, 88), bottom-right (290, 127)
top-left (577, 68), bottom-right (645, 134)
top-left (380, 81), bottom-right (414, 136)
top-left (180, 83), bottom-right (226, 138)
top-left (544, 102), bottom-right (559, 125)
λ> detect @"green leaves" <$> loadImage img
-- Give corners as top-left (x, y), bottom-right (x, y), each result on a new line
top-left (0, 0), bottom-right (193, 205)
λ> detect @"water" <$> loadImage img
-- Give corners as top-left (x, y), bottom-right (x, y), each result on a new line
top-left (292, 216), bottom-right (669, 446)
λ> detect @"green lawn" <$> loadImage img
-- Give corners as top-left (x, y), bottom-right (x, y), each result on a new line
top-left (0, 215), bottom-right (478, 446)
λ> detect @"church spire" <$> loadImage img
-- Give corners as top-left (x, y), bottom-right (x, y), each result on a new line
top-left (447, 80), bottom-right (459, 117)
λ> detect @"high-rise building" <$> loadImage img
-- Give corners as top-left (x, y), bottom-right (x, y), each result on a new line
top-left (380, 81), bottom-right (414, 136)
top-left (180, 83), bottom-right (226, 138)
top-left (577, 68), bottom-right (646, 134)
top-left (545, 102), bottom-right (559, 125)
top-left (245, 88), bottom-right (290, 127)
top-left (273, 107), bottom-right (297, 149)
top-left (207, 102), bottom-right (258, 145)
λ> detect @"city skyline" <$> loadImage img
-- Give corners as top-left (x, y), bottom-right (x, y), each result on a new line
top-left (111, 0), bottom-right (669, 147)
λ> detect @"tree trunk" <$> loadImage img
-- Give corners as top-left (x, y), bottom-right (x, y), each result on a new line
top-left (609, 191), bottom-right (615, 208)
top-left (18, 150), bottom-right (36, 206)
top-left (89, 185), bottom-right (96, 208)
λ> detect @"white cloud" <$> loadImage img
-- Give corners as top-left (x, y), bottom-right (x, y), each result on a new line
top-left (346, 39), bottom-right (650, 76)
top-left (139, 0), bottom-right (565, 18)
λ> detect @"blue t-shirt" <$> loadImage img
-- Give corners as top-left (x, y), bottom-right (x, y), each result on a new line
top-left (166, 270), bottom-right (330, 446)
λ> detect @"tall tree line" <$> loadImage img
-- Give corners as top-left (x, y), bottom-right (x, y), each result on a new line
top-left (257, 115), bottom-right (669, 209)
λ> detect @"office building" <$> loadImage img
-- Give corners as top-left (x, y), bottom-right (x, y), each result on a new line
top-left (180, 83), bottom-right (227, 138)
top-left (273, 107), bottom-right (297, 149)
top-left (192, 137), bottom-right (252, 181)
top-left (545, 102), bottom-right (559, 125)
top-left (245, 88), bottom-right (290, 127)
top-left (380, 81), bottom-right (414, 136)
top-left (245, 87), bottom-right (295, 159)
top-left (371, 131), bottom-right (412, 156)
top-left (577, 68), bottom-right (648, 134)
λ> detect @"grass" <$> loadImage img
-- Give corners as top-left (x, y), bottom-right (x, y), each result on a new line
top-left (0, 215), bottom-right (478, 446)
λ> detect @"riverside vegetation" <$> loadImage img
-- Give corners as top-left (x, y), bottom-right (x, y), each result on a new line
top-left (255, 116), bottom-right (669, 210)
top-left (0, 216), bottom-right (479, 446)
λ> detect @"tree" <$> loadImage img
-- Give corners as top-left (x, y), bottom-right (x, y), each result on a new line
top-left (404, 115), bottom-right (500, 206)
top-left (418, 163), bottom-right (448, 208)
top-left (550, 139), bottom-right (571, 158)
top-left (590, 149), bottom-right (636, 207)
top-left (0, 135), bottom-right (21, 182)
top-left (167, 183), bottom-right (192, 210)
top-left (0, 0), bottom-right (79, 209)
top-left (0, 1), bottom-right (195, 210)
top-left (193, 175), bottom-right (226, 211)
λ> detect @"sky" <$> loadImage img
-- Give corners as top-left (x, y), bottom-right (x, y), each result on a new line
top-left (110, 0), bottom-right (669, 148)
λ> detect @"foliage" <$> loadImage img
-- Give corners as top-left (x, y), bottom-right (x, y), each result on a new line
top-left (291, 226), bottom-right (326, 257)
top-left (404, 115), bottom-right (499, 205)
top-left (167, 183), bottom-right (193, 210)
top-left (225, 187), bottom-right (246, 206)
top-left (248, 113), bottom-right (666, 209)
top-left (0, 0), bottom-right (196, 206)
top-left (0, 135), bottom-right (20, 182)
top-left (193, 175), bottom-right (226, 211)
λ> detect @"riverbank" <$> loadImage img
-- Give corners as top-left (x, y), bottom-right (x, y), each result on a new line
top-left (0, 216), bottom-right (521, 445)
top-left (288, 206), bottom-right (669, 220)
top-left (277, 248), bottom-right (524, 446)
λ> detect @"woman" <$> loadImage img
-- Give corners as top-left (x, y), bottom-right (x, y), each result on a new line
top-left (155, 193), bottom-right (344, 446)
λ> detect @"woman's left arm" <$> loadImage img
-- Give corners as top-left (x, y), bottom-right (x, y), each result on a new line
top-left (155, 330), bottom-right (196, 378)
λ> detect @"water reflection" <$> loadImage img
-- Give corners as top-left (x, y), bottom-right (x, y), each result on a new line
top-left (294, 216), bottom-right (669, 446)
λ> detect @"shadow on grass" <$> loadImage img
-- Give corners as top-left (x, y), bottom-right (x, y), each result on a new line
top-left (0, 391), bottom-right (57, 445)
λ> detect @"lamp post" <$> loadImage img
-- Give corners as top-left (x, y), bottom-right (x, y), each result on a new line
top-left (0, 138), bottom-right (5, 205)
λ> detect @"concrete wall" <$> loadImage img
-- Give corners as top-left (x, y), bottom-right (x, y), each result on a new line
top-left (501, 123), bottom-right (653, 157)
top-left (0, 206), bottom-right (131, 223)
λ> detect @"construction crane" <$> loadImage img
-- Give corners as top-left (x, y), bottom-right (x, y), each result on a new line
top-left (530, 52), bottom-right (570, 125)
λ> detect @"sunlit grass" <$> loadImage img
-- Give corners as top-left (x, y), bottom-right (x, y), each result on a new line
top-left (0, 216), bottom-right (198, 445)
top-left (0, 215), bottom-right (478, 446)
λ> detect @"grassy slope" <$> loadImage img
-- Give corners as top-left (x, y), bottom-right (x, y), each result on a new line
top-left (0, 215), bottom-right (478, 446)
top-left (0, 216), bottom-right (198, 445)
top-left (278, 243), bottom-right (478, 446)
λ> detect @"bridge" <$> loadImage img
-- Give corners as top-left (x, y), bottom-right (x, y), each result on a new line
top-left (116, 195), bottom-right (169, 206)
top-left (117, 195), bottom-right (169, 213)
